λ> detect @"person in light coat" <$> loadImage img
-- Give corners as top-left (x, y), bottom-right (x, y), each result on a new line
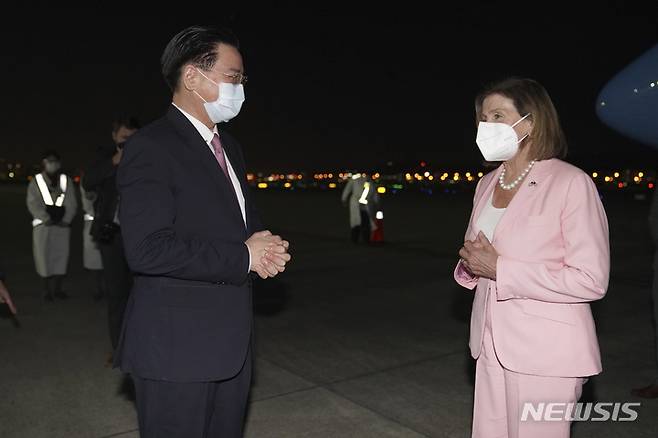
top-left (341, 172), bottom-right (379, 244)
top-left (26, 150), bottom-right (78, 301)
top-left (80, 184), bottom-right (106, 301)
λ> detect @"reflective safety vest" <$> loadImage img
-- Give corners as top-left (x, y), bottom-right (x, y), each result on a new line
top-left (83, 214), bottom-right (94, 222)
top-left (32, 173), bottom-right (67, 227)
top-left (358, 182), bottom-right (370, 205)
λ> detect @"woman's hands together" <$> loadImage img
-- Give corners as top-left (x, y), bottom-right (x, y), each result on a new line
top-left (459, 232), bottom-right (499, 280)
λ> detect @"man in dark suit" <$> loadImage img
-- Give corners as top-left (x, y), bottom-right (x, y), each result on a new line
top-left (115, 25), bottom-right (291, 437)
top-left (82, 116), bottom-right (139, 365)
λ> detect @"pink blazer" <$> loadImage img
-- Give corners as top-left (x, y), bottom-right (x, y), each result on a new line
top-left (454, 159), bottom-right (610, 377)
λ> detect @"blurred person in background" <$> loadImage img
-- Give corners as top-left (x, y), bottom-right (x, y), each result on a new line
top-left (341, 172), bottom-right (379, 244)
top-left (80, 183), bottom-right (107, 301)
top-left (27, 150), bottom-right (78, 301)
top-left (82, 116), bottom-right (139, 364)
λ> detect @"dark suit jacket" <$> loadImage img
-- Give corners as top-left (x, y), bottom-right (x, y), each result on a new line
top-left (81, 143), bottom-right (120, 240)
top-left (114, 105), bottom-right (264, 382)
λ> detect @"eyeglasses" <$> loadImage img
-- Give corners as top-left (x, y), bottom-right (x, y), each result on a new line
top-left (220, 72), bottom-right (248, 85)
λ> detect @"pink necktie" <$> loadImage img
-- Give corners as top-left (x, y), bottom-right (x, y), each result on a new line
top-left (211, 133), bottom-right (230, 179)
top-left (210, 133), bottom-right (238, 199)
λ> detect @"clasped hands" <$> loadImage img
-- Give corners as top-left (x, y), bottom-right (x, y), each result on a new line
top-left (245, 230), bottom-right (292, 279)
top-left (458, 231), bottom-right (499, 280)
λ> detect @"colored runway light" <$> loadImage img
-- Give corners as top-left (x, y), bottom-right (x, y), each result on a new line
top-left (8, 172), bottom-right (14, 178)
top-left (592, 172), bottom-right (598, 178)
top-left (377, 186), bottom-right (386, 194)
top-left (328, 183), bottom-right (337, 189)
top-left (284, 182), bottom-right (292, 188)
top-left (639, 172), bottom-right (644, 177)
top-left (649, 183), bottom-right (655, 189)
top-left (634, 176), bottom-right (641, 182)
top-left (618, 182), bottom-right (624, 189)
top-left (477, 172), bottom-right (484, 178)
top-left (614, 172), bottom-right (620, 178)
top-left (258, 183), bottom-right (268, 189)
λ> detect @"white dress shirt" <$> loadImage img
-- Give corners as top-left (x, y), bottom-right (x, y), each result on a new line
top-left (172, 103), bottom-right (251, 271)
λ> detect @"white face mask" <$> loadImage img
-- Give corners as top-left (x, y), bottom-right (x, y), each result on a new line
top-left (476, 113), bottom-right (531, 161)
top-left (195, 69), bottom-right (245, 124)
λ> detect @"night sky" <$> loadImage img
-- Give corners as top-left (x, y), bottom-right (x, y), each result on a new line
top-left (1, 5), bottom-right (657, 173)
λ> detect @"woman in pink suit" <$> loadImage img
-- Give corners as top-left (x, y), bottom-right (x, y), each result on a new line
top-left (455, 78), bottom-right (610, 438)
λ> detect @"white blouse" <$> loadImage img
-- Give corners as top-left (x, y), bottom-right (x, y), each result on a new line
top-left (475, 193), bottom-right (506, 242)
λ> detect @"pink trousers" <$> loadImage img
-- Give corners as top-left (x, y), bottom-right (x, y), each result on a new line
top-left (471, 299), bottom-right (586, 438)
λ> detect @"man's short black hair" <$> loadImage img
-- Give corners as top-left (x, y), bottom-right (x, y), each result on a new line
top-left (161, 25), bottom-right (240, 92)
top-left (112, 116), bottom-right (141, 133)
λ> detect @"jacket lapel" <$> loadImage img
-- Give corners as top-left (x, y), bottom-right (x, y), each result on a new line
top-left (468, 165), bottom-right (502, 240)
top-left (166, 106), bottom-right (245, 229)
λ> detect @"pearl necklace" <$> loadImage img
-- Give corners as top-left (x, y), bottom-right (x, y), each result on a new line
top-left (499, 160), bottom-right (536, 190)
